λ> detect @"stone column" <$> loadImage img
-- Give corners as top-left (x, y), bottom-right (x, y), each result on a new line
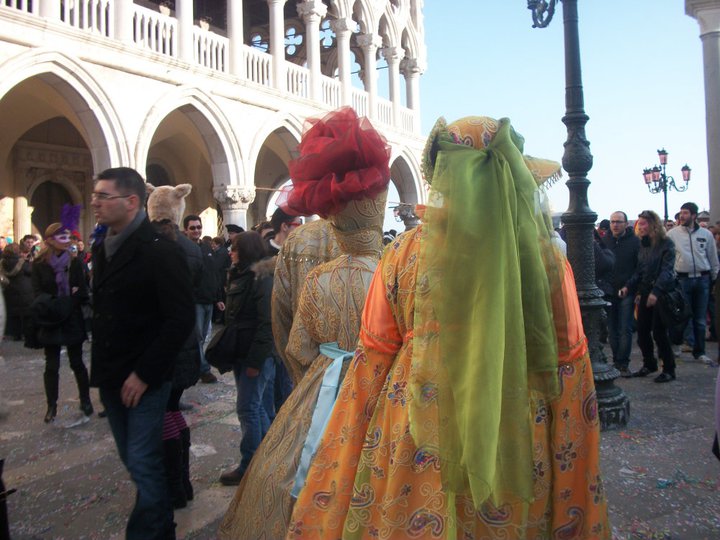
top-left (268, 0), bottom-right (287, 91)
top-left (331, 18), bottom-right (354, 106)
top-left (176, 0), bottom-right (194, 63)
top-left (297, 0), bottom-right (327, 101)
top-left (38, 0), bottom-right (60, 19)
top-left (213, 185), bottom-right (256, 230)
top-left (113, 0), bottom-right (134, 44)
top-left (382, 46), bottom-right (404, 126)
top-left (400, 57), bottom-right (422, 133)
top-left (357, 33), bottom-right (381, 119)
top-left (687, 0), bottom-right (720, 222)
top-left (228, 0), bottom-right (245, 77)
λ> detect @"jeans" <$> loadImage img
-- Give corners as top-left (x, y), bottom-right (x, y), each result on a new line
top-left (606, 295), bottom-right (635, 369)
top-left (195, 304), bottom-right (213, 374)
top-left (679, 275), bottom-right (710, 357)
top-left (101, 382), bottom-right (174, 540)
top-left (233, 357), bottom-right (275, 472)
top-left (273, 357), bottom-right (294, 419)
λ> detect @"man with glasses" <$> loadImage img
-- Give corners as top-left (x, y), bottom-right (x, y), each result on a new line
top-left (602, 211), bottom-right (640, 376)
top-left (90, 167), bottom-right (195, 540)
top-left (183, 215), bottom-right (223, 383)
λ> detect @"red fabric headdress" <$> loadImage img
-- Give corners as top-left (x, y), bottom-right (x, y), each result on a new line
top-left (278, 107), bottom-right (391, 218)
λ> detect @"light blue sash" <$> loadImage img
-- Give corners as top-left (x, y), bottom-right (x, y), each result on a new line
top-left (291, 342), bottom-right (353, 498)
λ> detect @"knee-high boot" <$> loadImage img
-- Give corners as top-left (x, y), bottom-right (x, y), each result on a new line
top-left (162, 412), bottom-right (187, 509)
top-left (43, 368), bottom-right (59, 423)
top-left (71, 363), bottom-right (93, 416)
top-left (179, 427), bottom-right (193, 501)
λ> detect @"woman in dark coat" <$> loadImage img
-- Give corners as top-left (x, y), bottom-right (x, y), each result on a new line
top-left (218, 231), bottom-right (276, 486)
top-left (32, 223), bottom-right (92, 422)
top-left (1, 244), bottom-right (33, 341)
top-left (621, 210), bottom-right (677, 382)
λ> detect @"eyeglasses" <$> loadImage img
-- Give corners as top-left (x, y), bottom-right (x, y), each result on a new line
top-left (91, 192), bottom-right (131, 201)
top-left (289, 221), bottom-right (302, 228)
top-left (610, 220), bottom-right (626, 224)
top-left (187, 225), bottom-right (202, 231)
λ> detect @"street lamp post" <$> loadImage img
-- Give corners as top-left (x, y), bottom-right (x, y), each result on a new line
top-left (643, 148), bottom-right (692, 224)
top-left (527, 0), bottom-right (630, 430)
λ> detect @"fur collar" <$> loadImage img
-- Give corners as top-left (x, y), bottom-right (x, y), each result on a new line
top-left (250, 256), bottom-right (276, 279)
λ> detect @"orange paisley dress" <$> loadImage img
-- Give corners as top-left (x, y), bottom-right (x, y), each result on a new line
top-left (287, 226), bottom-right (610, 540)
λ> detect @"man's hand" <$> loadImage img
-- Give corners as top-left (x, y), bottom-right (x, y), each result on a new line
top-left (647, 293), bottom-right (658, 308)
top-left (216, 301), bottom-right (225, 311)
top-left (245, 367), bottom-right (260, 378)
top-left (618, 287), bottom-right (628, 298)
top-left (121, 372), bottom-right (148, 408)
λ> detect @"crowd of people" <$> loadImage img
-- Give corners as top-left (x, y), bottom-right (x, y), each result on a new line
top-left (591, 203), bottom-right (719, 384)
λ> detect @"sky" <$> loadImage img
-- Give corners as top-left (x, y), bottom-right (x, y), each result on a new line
top-left (414, 1), bottom-right (708, 226)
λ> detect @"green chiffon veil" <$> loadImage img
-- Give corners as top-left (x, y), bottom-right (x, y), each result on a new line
top-left (410, 117), bottom-right (566, 510)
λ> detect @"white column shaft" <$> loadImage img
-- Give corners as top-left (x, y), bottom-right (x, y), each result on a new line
top-left (176, 0), bottom-right (194, 62)
top-left (268, 0), bottom-right (287, 91)
top-left (113, 0), bottom-right (134, 44)
top-left (228, 0), bottom-right (245, 77)
top-left (39, 0), bottom-right (60, 19)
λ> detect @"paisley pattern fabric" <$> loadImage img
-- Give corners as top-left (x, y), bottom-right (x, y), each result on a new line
top-left (287, 227), bottom-right (610, 539)
top-left (218, 253), bottom-right (379, 540)
top-left (272, 219), bottom-right (340, 382)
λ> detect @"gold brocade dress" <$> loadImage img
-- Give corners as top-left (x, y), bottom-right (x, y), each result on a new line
top-left (219, 196), bottom-right (386, 540)
top-left (286, 226), bottom-right (610, 540)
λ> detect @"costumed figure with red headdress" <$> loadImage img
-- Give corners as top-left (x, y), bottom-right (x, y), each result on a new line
top-left (31, 204), bottom-right (93, 424)
top-left (286, 116), bottom-right (610, 539)
top-left (218, 107), bottom-right (391, 539)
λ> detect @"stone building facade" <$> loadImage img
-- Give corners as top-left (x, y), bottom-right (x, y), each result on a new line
top-left (0, 0), bottom-right (426, 239)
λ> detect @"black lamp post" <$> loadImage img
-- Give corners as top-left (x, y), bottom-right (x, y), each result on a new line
top-left (527, 0), bottom-right (629, 430)
top-left (643, 148), bottom-right (691, 224)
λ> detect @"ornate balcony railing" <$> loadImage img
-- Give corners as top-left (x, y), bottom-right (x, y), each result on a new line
top-left (0, 1), bottom-right (418, 135)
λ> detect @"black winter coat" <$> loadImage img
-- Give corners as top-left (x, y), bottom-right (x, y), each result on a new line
top-left (625, 237), bottom-right (676, 298)
top-left (195, 242), bottom-right (220, 304)
top-left (31, 255), bottom-right (89, 346)
top-left (90, 219), bottom-right (195, 389)
top-left (224, 257), bottom-right (275, 371)
top-left (2, 254), bottom-right (33, 316)
top-left (602, 228), bottom-right (641, 291)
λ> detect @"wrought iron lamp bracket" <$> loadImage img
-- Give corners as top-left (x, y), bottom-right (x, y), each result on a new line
top-left (527, 0), bottom-right (559, 28)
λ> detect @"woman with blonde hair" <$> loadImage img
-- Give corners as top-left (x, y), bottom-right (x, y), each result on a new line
top-left (620, 210), bottom-right (677, 382)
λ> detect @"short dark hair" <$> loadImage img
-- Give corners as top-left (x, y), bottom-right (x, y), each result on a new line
top-left (680, 202), bottom-right (699, 216)
top-left (611, 211), bottom-right (628, 222)
top-left (231, 231), bottom-right (267, 267)
top-left (96, 167), bottom-right (147, 203)
top-left (270, 208), bottom-right (296, 233)
top-left (183, 214), bottom-right (202, 230)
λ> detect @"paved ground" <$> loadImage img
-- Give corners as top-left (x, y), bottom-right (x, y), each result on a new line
top-left (1, 336), bottom-right (719, 540)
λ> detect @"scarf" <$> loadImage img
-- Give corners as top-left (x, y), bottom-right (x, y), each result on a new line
top-left (104, 210), bottom-right (147, 261)
top-left (49, 251), bottom-right (71, 297)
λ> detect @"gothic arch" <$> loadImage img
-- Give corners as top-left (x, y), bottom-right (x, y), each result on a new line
top-left (0, 48), bottom-right (129, 172)
top-left (390, 147), bottom-right (425, 205)
top-left (135, 86), bottom-right (243, 189)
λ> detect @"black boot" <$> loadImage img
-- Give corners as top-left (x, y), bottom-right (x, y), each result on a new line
top-left (179, 428), bottom-right (193, 501)
top-left (71, 359), bottom-right (93, 416)
top-left (43, 368), bottom-right (59, 423)
top-left (163, 438), bottom-right (187, 509)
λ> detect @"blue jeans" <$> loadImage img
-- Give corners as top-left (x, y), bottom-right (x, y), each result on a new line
top-left (233, 357), bottom-right (275, 472)
top-left (195, 304), bottom-right (213, 374)
top-left (100, 382), bottom-right (174, 540)
top-left (679, 275), bottom-right (710, 357)
top-left (607, 295), bottom-right (635, 369)
top-left (273, 357), bottom-right (293, 419)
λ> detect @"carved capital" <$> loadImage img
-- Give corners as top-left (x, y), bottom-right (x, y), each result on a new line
top-left (400, 57), bottom-right (422, 77)
top-left (213, 185), bottom-right (256, 209)
top-left (381, 46), bottom-right (404, 63)
top-left (356, 33), bottom-right (382, 50)
top-left (329, 17), bottom-right (354, 34)
top-left (296, 0), bottom-right (327, 23)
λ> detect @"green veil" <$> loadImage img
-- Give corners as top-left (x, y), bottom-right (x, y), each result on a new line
top-left (410, 117), bottom-right (566, 511)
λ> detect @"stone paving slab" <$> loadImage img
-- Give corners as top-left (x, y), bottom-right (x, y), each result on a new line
top-left (1, 338), bottom-right (720, 539)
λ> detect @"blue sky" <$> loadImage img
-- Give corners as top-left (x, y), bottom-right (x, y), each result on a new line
top-left (415, 1), bottom-right (708, 224)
